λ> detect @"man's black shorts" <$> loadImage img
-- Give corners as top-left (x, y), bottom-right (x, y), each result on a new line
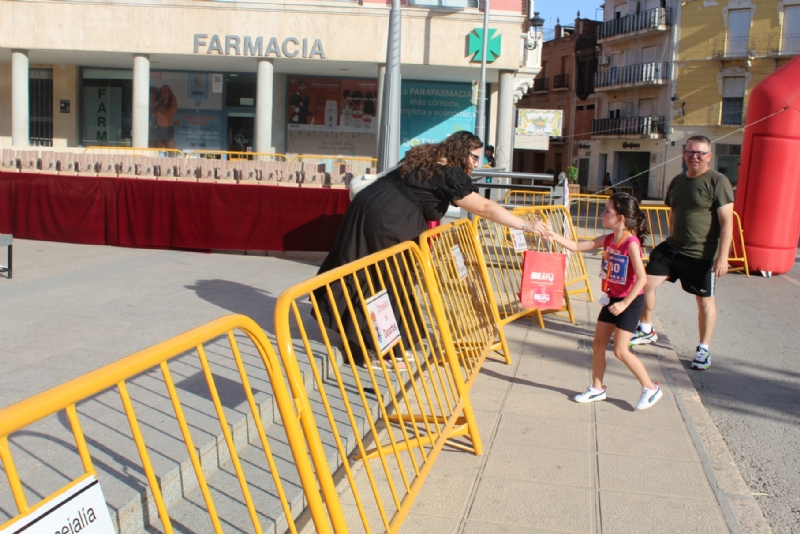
top-left (645, 242), bottom-right (715, 297)
top-left (598, 294), bottom-right (644, 333)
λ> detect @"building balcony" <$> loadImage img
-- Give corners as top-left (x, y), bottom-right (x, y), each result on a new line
top-left (594, 62), bottom-right (669, 91)
top-left (591, 116), bottom-right (666, 139)
top-left (597, 8), bottom-right (671, 42)
top-left (767, 33), bottom-right (800, 57)
top-left (533, 78), bottom-right (548, 93)
top-left (712, 37), bottom-right (758, 59)
top-left (553, 73), bottom-right (569, 90)
top-left (707, 103), bottom-right (747, 126)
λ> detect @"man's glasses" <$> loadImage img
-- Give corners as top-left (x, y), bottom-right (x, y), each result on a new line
top-left (469, 153), bottom-right (480, 163)
top-left (684, 150), bottom-right (709, 159)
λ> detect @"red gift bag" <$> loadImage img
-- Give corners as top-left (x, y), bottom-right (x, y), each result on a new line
top-left (519, 250), bottom-right (567, 309)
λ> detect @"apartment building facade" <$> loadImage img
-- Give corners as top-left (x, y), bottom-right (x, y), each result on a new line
top-left (588, 0), bottom-right (676, 199)
top-left (0, 0), bottom-right (529, 164)
top-left (514, 17), bottom-right (599, 181)
top-left (666, 0), bottom-right (800, 190)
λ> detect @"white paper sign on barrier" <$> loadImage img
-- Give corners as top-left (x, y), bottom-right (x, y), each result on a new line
top-left (1, 475), bottom-right (115, 534)
top-left (366, 289), bottom-right (401, 355)
top-left (451, 245), bottom-right (469, 280)
top-left (509, 228), bottom-right (528, 253)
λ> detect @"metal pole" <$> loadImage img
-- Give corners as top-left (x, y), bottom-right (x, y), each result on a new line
top-left (377, 0), bottom-right (401, 171)
top-left (474, 0), bottom-right (491, 164)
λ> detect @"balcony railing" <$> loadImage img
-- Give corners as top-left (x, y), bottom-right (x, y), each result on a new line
top-left (713, 36), bottom-right (757, 58)
top-left (594, 62), bottom-right (669, 90)
top-left (767, 33), bottom-right (800, 57)
top-left (533, 78), bottom-right (548, 92)
top-left (591, 116), bottom-right (666, 139)
top-left (707, 103), bottom-right (747, 126)
top-left (597, 8), bottom-right (671, 41)
top-left (553, 74), bottom-right (570, 89)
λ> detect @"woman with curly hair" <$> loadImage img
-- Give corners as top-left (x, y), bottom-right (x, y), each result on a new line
top-left (315, 131), bottom-right (548, 368)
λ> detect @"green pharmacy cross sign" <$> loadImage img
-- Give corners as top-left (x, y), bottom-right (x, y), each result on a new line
top-left (468, 28), bottom-right (501, 63)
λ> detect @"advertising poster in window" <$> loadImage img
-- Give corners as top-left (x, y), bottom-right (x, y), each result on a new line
top-left (399, 80), bottom-right (476, 158)
top-left (286, 76), bottom-right (378, 158)
top-left (149, 71), bottom-right (224, 150)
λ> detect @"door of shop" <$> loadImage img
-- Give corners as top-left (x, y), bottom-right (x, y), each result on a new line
top-left (227, 114), bottom-right (254, 152)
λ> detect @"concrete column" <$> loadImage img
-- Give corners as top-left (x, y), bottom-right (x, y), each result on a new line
top-left (11, 50), bottom-right (29, 147)
top-left (271, 73), bottom-right (287, 155)
top-left (132, 54), bottom-right (150, 148)
top-left (495, 70), bottom-right (516, 200)
top-left (255, 58), bottom-right (274, 154)
top-left (376, 64), bottom-right (386, 153)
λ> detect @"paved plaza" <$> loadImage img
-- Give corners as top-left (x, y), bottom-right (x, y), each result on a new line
top-left (0, 238), bottom-right (771, 533)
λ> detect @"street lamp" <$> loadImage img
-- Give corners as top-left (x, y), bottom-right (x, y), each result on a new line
top-left (527, 12), bottom-right (544, 50)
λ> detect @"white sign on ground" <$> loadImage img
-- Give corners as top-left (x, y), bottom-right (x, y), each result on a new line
top-left (1, 475), bottom-right (114, 534)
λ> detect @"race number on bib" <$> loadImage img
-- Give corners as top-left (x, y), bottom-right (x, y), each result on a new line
top-left (600, 251), bottom-right (629, 285)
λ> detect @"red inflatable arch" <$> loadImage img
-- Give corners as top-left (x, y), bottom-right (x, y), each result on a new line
top-left (734, 55), bottom-right (800, 275)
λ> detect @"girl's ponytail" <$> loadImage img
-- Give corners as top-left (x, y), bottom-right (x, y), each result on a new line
top-left (634, 210), bottom-right (649, 245)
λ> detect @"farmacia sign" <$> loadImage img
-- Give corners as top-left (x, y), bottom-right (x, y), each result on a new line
top-left (194, 34), bottom-right (325, 59)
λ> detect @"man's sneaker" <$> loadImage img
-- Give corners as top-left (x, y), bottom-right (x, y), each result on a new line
top-left (574, 386), bottom-right (607, 403)
top-left (629, 328), bottom-right (658, 346)
top-left (635, 383), bottom-right (663, 410)
top-left (691, 347), bottom-right (710, 370)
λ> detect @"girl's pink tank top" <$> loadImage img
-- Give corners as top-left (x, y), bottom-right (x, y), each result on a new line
top-left (601, 234), bottom-right (643, 298)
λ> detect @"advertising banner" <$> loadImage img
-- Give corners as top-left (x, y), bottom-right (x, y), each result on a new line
top-left (516, 109), bottom-right (563, 136)
top-left (399, 80), bottom-right (476, 158)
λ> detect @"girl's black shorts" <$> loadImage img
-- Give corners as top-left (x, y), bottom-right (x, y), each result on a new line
top-left (597, 294), bottom-right (644, 333)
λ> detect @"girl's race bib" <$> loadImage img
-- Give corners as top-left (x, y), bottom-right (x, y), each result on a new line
top-left (600, 251), bottom-right (629, 285)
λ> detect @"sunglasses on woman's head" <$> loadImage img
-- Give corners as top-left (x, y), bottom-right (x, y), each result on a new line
top-left (469, 153), bottom-right (480, 163)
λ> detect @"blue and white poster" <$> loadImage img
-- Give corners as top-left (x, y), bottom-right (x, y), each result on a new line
top-left (400, 80), bottom-right (476, 158)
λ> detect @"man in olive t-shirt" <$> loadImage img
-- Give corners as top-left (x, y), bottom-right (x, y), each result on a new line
top-left (629, 136), bottom-right (734, 371)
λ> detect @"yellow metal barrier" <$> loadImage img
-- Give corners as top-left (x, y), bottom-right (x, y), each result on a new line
top-left (639, 205), bottom-right (671, 262)
top-left (0, 315), bottom-right (328, 534)
top-left (83, 146), bottom-right (186, 157)
top-left (729, 211), bottom-right (749, 276)
top-left (274, 240), bottom-right (482, 533)
top-left (472, 206), bottom-right (587, 328)
top-left (293, 154), bottom-right (377, 175)
top-left (503, 190), bottom-right (551, 206)
top-left (582, 185), bottom-right (634, 196)
top-left (184, 150), bottom-right (289, 161)
top-left (419, 219), bottom-right (513, 373)
top-left (568, 193), bottom-right (610, 241)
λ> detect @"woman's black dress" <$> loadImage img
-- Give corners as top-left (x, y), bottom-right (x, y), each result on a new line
top-left (314, 165), bottom-right (478, 348)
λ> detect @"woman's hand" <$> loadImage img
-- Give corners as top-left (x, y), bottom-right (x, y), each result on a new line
top-left (607, 301), bottom-right (629, 316)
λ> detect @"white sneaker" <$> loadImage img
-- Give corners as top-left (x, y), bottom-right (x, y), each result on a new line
top-left (574, 386), bottom-right (607, 403)
top-left (635, 383), bottom-right (663, 410)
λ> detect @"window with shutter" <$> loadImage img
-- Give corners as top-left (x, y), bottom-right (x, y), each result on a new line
top-left (721, 77), bottom-right (745, 125)
top-left (783, 5), bottom-right (800, 54)
top-left (727, 9), bottom-right (751, 57)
